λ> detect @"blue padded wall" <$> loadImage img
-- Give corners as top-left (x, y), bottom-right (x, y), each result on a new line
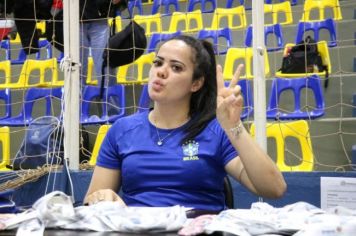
top-left (5, 171), bottom-right (356, 209)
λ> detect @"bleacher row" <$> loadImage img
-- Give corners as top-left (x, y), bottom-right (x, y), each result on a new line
top-left (1, 0), bottom-right (340, 83)
top-left (123, 0), bottom-right (339, 21)
top-left (0, 0), bottom-right (353, 172)
top-left (85, 0), bottom-right (354, 171)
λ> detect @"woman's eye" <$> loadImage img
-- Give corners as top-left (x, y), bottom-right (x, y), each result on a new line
top-left (153, 60), bottom-right (162, 66)
top-left (172, 65), bottom-right (182, 72)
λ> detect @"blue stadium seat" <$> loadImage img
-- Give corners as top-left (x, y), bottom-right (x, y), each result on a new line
top-left (245, 23), bottom-right (284, 52)
top-left (57, 52), bottom-right (64, 63)
top-left (226, 0), bottom-right (244, 8)
top-left (188, 0), bottom-right (217, 13)
top-left (81, 86), bottom-right (103, 125)
top-left (81, 85), bottom-right (125, 125)
top-left (225, 79), bottom-right (253, 120)
top-left (265, 0), bottom-right (297, 6)
top-left (137, 84), bottom-right (150, 113)
top-left (127, 0), bottom-right (143, 18)
top-left (267, 75), bottom-right (325, 120)
top-left (197, 28), bottom-right (232, 55)
top-left (12, 39), bottom-right (53, 65)
top-left (228, 0), bottom-right (297, 10)
top-left (0, 40), bottom-right (10, 61)
top-left (105, 85), bottom-right (126, 123)
top-left (0, 87), bottom-right (63, 126)
top-left (0, 89), bottom-right (11, 119)
top-left (147, 31), bottom-right (182, 53)
top-left (151, 0), bottom-right (179, 16)
top-left (295, 18), bottom-right (337, 47)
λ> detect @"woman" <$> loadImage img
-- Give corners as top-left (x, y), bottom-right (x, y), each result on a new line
top-left (84, 35), bottom-right (286, 211)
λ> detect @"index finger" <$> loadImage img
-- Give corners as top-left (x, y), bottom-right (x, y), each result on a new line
top-left (229, 64), bottom-right (244, 88)
top-left (216, 64), bottom-right (225, 90)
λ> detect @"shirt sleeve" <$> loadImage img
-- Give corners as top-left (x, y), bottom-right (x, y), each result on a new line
top-left (96, 123), bottom-right (122, 169)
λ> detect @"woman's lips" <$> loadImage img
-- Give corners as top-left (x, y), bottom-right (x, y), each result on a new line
top-left (151, 80), bottom-right (164, 91)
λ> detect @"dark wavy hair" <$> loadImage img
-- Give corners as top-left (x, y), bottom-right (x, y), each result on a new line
top-left (159, 35), bottom-right (217, 144)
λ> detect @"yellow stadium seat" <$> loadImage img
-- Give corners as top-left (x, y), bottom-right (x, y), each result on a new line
top-left (223, 47), bottom-right (270, 80)
top-left (264, 2), bottom-right (293, 25)
top-left (0, 126), bottom-right (10, 170)
top-left (302, 0), bottom-right (342, 22)
top-left (0, 60), bottom-right (11, 86)
top-left (275, 40), bottom-right (331, 78)
top-left (10, 33), bottom-right (21, 44)
top-left (108, 16), bottom-right (122, 32)
top-left (117, 52), bottom-right (155, 84)
top-left (133, 13), bottom-right (162, 36)
top-left (167, 10), bottom-right (203, 33)
top-left (89, 125), bottom-right (111, 166)
top-left (250, 120), bottom-right (314, 171)
top-left (0, 58), bottom-right (63, 88)
top-left (85, 56), bottom-right (96, 85)
top-left (36, 21), bottom-right (46, 36)
top-left (209, 6), bottom-right (247, 30)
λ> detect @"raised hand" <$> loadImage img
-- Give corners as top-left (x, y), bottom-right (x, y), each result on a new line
top-left (216, 64), bottom-right (244, 132)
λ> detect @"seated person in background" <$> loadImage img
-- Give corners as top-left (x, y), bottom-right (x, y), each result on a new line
top-left (84, 35), bottom-right (287, 212)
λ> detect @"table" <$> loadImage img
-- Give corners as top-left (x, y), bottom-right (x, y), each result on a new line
top-left (0, 229), bottom-right (226, 236)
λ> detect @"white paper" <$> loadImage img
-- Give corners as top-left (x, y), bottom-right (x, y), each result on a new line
top-left (321, 177), bottom-right (356, 210)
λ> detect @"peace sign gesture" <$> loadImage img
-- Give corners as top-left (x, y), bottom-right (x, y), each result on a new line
top-left (216, 64), bottom-right (244, 132)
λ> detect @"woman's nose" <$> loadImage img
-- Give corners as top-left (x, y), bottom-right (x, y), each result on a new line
top-left (157, 66), bottom-right (167, 79)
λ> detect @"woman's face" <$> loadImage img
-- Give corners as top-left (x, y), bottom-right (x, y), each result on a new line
top-left (148, 40), bottom-right (203, 105)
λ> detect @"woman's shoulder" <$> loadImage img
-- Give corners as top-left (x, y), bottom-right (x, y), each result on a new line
top-left (110, 111), bottom-right (148, 133)
top-left (204, 118), bottom-right (225, 135)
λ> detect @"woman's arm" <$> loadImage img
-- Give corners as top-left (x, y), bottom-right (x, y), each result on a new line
top-left (224, 124), bottom-right (286, 198)
top-left (216, 64), bottom-right (286, 198)
top-left (84, 165), bottom-right (125, 205)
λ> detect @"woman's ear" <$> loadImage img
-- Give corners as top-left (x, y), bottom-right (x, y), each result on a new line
top-left (191, 77), bottom-right (205, 92)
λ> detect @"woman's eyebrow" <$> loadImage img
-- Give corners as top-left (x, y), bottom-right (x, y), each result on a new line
top-left (170, 59), bottom-right (185, 67)
top-left (156, 55), bottom-right (186, 67)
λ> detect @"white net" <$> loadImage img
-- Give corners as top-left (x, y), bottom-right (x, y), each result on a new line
top-left (0, 0), bottom-right (355, 184)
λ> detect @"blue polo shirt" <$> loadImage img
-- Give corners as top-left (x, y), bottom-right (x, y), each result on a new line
top-left (96, 111), bottom-right (237, 211)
